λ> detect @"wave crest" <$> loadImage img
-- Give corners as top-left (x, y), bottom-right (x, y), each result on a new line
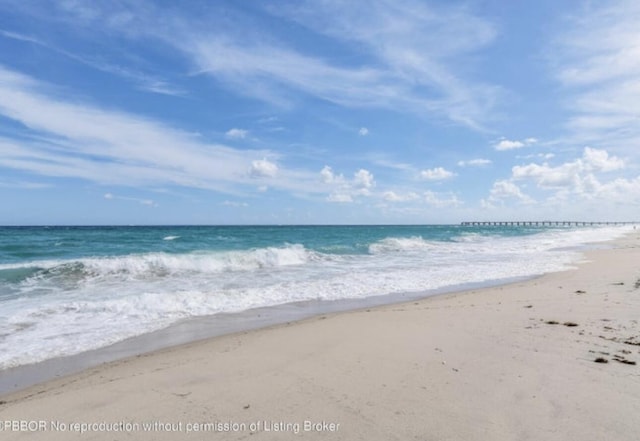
top-left (368, 236), bottom-right (436, 254)
top-left (8, 244), bottom-right (317, 284)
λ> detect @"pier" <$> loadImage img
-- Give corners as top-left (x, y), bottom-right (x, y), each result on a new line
top-left (461, 221), bottom-right (637, 227)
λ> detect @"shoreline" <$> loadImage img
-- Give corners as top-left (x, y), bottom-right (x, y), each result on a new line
top-left (0, 274), bottom-right (535, 396)
top-left (0, 224), bottom-right (627, 391)
top-left (1, 233), bottom-right (639, 439)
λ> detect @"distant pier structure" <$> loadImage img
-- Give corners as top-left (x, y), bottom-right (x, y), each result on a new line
top-left (461, 221), bottom-right (637, 227)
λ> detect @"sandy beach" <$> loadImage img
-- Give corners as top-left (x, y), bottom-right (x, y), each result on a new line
top-left (1, 233), bottom-right (639, 440)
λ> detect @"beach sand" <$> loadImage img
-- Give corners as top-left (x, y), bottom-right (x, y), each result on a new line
top-left (1, 233), bottom-right (639, 440)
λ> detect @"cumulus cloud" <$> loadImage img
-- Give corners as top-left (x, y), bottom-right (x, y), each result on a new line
top-left (249, 158), bottom-right (278, 178)
top-left (358, 127), bottom-right (369, 136)
top-left (420, 167), bottom-right (455, 180)
top-left (320, 166), bottom-right (375, 202)
top-left (225, 128), bottom-right (249, 139)
top-left (487, 146), bottom-right (634, 212)
top-left (512, 147), bottom-right (625, 190)
top-left (491, 180), bottom-right (530, 200)
top-left (494, 137), bottom-right (537, 151)
top-left (485, 180), bottom-right (534, 206)
top-left (512, 162), bottom-right (580, 189)
top-left (495, 140), bottom-right (523, 151)
top-left (423, 191), bottom-right (462, 208)
top-left (320, 165), bottom-right (339, 184)
top-left (354, 169), bottom-right (375, 189)
top-left (582, 147), bottom-right (625, 172)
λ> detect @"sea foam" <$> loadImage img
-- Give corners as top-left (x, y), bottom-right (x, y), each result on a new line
top-left (0, 225), bottom-right (631, 368)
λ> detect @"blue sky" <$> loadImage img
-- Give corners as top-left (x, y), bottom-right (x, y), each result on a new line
top-left (0, 0), bottom-right (639, 225)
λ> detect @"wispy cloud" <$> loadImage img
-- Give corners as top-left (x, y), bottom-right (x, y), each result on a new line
top-left (222, 200), bottom-right (249, 208)
top-left (457, 158), bottom-right (491, 167)
top-left (264, 0), bottom-right (500, 129)
top-left (0, 66), bottom-right (318, 195)
top-left (48, 0), bottom-right (502, 129)
top-left (187, 37), bottom-right (395, 109)
top-left (0, 179), bottom-right (51, 189)
top-left (551, 0), bottom-right (640, 154)
top-left (104, 192), bottom-right (156, 207)
top-left (0, 28), bottom-right (186, 97)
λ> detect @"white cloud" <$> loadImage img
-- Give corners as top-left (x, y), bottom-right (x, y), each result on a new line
top-left (181, 1), bottom-right (501, 129)
top-left (223, 200), bottom-right (249, 207)
top-left (512, 162), bottom-right (580, 189)
top-left (358, 127), bottom-right (369, 136)
top-left (552, 0), bottom-right (640, 153)
top-left (2, 1), bottom-right (504, 129)
top-left (420, 167), bottom-right (455, 181)
top-left (486, 180), bottom-right (534, 205)
top-left (326, 193), bottom-right (352, 203)
top-left (354, 169), bottom-right (375, 189)
top-left (368, 156), bottom-right (414, 172)
top-left (494, 139), bottom-right (523, 151)
top-left (519, 153), bottom-right (555, 160)
top-left (249, 158), bottom-right (278, 178)
top-left (0, 179), bottom-right (50, 189)
top-left (490, 147), bottom-right (637, 213)
top-left (582, 147), bottom-right (625, 172)
top-left (423, 191), bottom-right (462, 207)
top-left (512, 147), bottom-right (625, 190)
top-left (320, 166), bottom-right (375, 203)
top-left (102, 192), bottom-right (157, 207)
top-left (0, 29), bottom-right (185, 97)
top-left (320, 165), bottom-right (338, 184)
top-left (382, 191), bottom-right (419, 202)
top-left (0, 67), bottom-right (249, 189)
top-left (494, 137), bottom-right (536, 151)
top-left (189, 38), bottom-right (390, 109)
top-left (457, 158), bottom-right (491, 167)
top-left (555, 1), bottom-right (640, 87)
top-left (225, 128), bottom-right (249, 139)
top-left (591, 176), bottom-right (640, 204)
top-left (0, 66), bottom-right (332, 196)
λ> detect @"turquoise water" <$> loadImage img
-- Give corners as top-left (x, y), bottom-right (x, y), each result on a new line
top-left (0, 224), bottom-right (630, 368)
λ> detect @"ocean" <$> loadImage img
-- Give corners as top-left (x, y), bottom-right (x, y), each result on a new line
top-left (0, 224), bottom-right (630, 369)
